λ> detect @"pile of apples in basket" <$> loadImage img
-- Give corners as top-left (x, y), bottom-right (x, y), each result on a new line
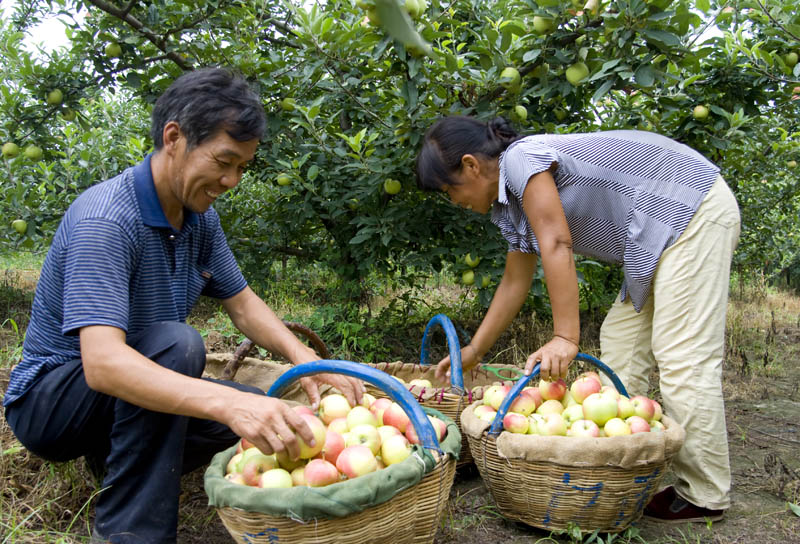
top-left (479, 370), bottom-right (664, 437)
top-left (224, 393), bottom-right (448, 488)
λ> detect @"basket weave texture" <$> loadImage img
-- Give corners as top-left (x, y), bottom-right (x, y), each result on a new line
top-left (215, 453), bottom-right (456, 544)
top-left (461, 401), bottom-right (685, 533)
top-left (365, 361), bottom-right (519, 467)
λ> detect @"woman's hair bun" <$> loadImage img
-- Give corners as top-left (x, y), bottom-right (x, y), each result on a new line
top-left (488, 117), bottom-right (519, 143)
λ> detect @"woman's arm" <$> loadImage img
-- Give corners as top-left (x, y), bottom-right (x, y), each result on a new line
top-left (521, 170), bottom-right (580, 380)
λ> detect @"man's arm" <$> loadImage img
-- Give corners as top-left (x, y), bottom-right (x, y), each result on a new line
top-left (221, 286), bottom-right (364, 409)
top-left (80, 325), bottom-right (314, 458)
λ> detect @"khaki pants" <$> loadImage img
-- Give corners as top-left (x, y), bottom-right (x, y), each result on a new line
top-left (600, 175), bottom-right (740, 510)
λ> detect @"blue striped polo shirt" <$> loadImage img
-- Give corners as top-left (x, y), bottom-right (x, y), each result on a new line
top-left (3, 155), bottom-right (248, 406)
top-left (492, 131), bottom-right (720, 312)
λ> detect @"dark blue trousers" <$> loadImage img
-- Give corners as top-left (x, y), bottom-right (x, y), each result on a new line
top-left (4, 322), bottom-right (261, 543)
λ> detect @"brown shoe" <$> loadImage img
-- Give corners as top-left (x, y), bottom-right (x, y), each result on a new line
top-left (643, 486), bottom-right (724, 523)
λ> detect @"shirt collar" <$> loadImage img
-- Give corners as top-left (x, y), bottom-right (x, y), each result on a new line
top-left (133, 153), bottom-right (198, 230)
top-left (497, 151), bottom-right (509, 205)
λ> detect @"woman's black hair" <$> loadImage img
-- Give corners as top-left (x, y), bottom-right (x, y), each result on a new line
top-left (416, 116), bottom-right (521, 191)
top-left (150, 67), bottom-right (266, 150)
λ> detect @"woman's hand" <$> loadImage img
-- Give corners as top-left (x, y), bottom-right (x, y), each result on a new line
top-left (435, 344), bottom-right (481, 383)
top-left (524, 336), bottom-right (578, 381)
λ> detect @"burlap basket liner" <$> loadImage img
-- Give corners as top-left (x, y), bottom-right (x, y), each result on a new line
top-left (204, 354), bottom-right (312, 402)
top-left (204, 406), bottom-right (460, 544)
top-left (365, 361), bottom-right (520, 467)
top-left (461, 401), bottom-right (686, 533)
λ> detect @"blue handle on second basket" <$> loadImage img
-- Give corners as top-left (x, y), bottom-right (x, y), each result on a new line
top-left (267, 359), bottom-right (442, 452)
top-left (487, 353), bottom-right (630, 437)
top-left (418, 314), bottom-right (464, 392)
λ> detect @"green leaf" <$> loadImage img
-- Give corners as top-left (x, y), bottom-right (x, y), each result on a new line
top-left (640, 29), bottom-right (682, 48)
top-left (634, 65), bottom-right (655, 87)
top-left (788, 502), bottom-right (800, 516)
top-left (374, 0), bottom-right (433, 57)
top-left (592, 79), bottom-right (615, 103)
top-left (695, 0), bottom-right (710, 13)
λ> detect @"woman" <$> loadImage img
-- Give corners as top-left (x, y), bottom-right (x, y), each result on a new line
top-left (416, 116), bottom-right (740, 523)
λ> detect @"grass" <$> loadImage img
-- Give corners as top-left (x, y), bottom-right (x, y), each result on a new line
top-left (1, 253), bottom-right (799, 542)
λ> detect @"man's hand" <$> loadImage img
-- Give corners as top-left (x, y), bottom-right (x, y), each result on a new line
top-left (226, 393), bottom-right (314, 460)
top-left (524, 336), bottom-right (578, 381)
top-left (300, 373), bottom-right (365, 411)
top-left (434, 344), bottom-right (481, 383)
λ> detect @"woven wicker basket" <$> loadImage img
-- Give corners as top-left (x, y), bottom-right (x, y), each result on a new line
top-left (462, 355), bottom-right (686, 533)
top-left (209, 360), bottom-right (459, 544)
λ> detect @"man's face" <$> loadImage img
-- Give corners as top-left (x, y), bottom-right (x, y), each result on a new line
top-left (171, 129), bottom-right (259, 214)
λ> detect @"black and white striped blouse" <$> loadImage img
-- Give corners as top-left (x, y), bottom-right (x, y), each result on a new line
top-left (491, 130), bottom-right (720, 312)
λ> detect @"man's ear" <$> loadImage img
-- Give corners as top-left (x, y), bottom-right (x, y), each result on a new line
top-left (162, 121), bottom-right (183, 155)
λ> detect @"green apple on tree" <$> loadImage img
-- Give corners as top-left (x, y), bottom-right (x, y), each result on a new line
top-left (565, 62), bottom-right (589, 86)
top-left (532, 16), bottom-right (555, 35)
top-left (787, 160), bottom-right (797, 168)
top-left (383, 178), bottom-right (402, 195)
top-left (47, 89), bottom-right (63, 106)
top-left (481, 275), bottom-right (491, 288)
top-left (692, 105), bottom-right (709, 120)
top-left (2, 142), bottom-right (20, 159)
top-left (464, 253), bottom-right (480, 267)
top-left (499, 66), bottom-right (521, 89)
top-left (12, 219), bottom-right (28, 235)
top-left (280, 97), bottom-right (296, 112)
top-left (105, 42), bottom-right (122, 58)
top-left (23, 145), bottom-right (43, 161)
top-left (784, 51), bottom-right (798, 68)
top-left (276, 173), bottom-right (292, 186)
top-left (61, 108), bottom-right (77, 122)
top-left (513, 105), bottom-right (527, 121)
top-left (461, 270), bottom-right (475, 285)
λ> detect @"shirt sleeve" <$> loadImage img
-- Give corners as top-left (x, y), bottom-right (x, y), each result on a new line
top-left (62, 218), bottom-right (135, 335)
top-left (499, 141), bottom-right (560, 201)
top-left (201, 211), bottom-right (248, 300)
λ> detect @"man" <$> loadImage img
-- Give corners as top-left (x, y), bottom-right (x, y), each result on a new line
top-left (3, 67), bottom-right (363, 543)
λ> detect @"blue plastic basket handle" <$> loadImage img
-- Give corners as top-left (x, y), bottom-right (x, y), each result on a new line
top-left (267, 359), bottom-right (442, 452)
top-left (487, 353), bottom-right (630, 437)
top-left (418, 314), bottom-right (465, 392)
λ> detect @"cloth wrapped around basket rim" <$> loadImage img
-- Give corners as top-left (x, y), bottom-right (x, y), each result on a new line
top-left (460, 401), bottom-right (685, 469)
top-left (204, 406), bottom-right (461, 520)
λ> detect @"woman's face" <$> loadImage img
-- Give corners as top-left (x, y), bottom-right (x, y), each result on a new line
top-left (442, 154), bottom-right (499, 214)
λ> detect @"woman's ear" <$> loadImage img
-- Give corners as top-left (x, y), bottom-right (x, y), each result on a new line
top-left (461, 154), bottom-right (480, 175)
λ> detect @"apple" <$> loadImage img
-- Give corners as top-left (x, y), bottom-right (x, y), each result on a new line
top-left (105, 42), bottom-right (122, 58)
top-left (293, 405), bottom-right (315, 417)
top-left (651, 400), bottom-right (663, 422)
top-left (536, 399), bottom-right (564, 416)
top-left (290, 466), bottom-right (307, 486)
top-left (12, 219), bottom-right (27, 235)
top-left (321, 429), bottom-right (346, 465)
top-left (532, 15), bottom-right (554, 34)
top-left (280, 97), bottom-right (296, 111)
top-left (346, 424), bottom-right (382, 455)
top-left (408, 378), bottom-right (433, 389)
top-left (360, 392), bottom-right (377, 408)
top-left (225, 472), bottom-right (247, 485)
top-left (296, 413), bottom-right (327, 459)
top-left (239, 449), bottom-right (280, 486)
top-left (461, 270), bottom-right (475, 285)
top-left (427, 416), bottom-right (448, 441)
top-left (561, 404), bottom-right (585, 427)
top-left (625, 415), bottom-right (651, 434)
top-left (276, 173), bottom-right (292, 186)
top-left (526, 414), bottom-right (543, 434)
top-left (376, 425), bottom-right (402, 444)
top-left (565, 62), bottom-right (589, 85)
top-left (328, 417), bottom-right (349, 435)
top-left (513, 105), bottom-right (528, 121)
top-left (382, 402), bottom-right (410, 433)
top-left (616, 396), bottom-right (635, 419)
top-left (569, 376), bottom-right (602, 404)
top-left (384, 178), bottom-right (402, 195)
top-left (474, 405), bottom-right (497, 422)
top-left (370, 397), bottom-right (393, 424)
top-left (784, 51), bottom-right (799, 68)
top-left (582, 393), bottom-right (618, 426)
top-left (500, 66), bottom-right (521, 89)
top-left (381, 434), bottom-right (412, 465)
top-left (538, 379), bottom-right (567, 401)
top-left (599, 385), bottom-right (620, 400)
top-left (568, 419), bottom-right (600, 437)
top-left (484, 384), bottom-right (511, 410)
top-left (46, 89), bottom-right (63, 106)
top-left (304, 459), bottom-right (340, 487)
top-left (2, 142), bottom-right (20, 158)
top-left (226, 452), bottom-right (244, 475)
top-left (561, 390), bottom-right (579, 408)
top-left (23, 145), bottom-right (43, 161)
top-left (481, 275), bottom-right (491, 288)
top-left (346, 405), bottom-right (378, 429)
top-left (464, 253), bottom-right (481, 267)
top-left (693, 105), bottom-right (709, 120)
top-left (603, 418), bottom-right (631, 437)
top-left (650, 420), bottom-right (665, 432)
top-left (258, 468), bottom-right (293, 488)
top-left (521, 386), bottom-right (543, 409)
top-left (503, 412), bottom-right (529, 434)
top-left (509, 389), bottom-right (538, 416)
top-left (61, 108), bottom-right (77, 121)
top-left (788, 160), bottom-right (798, 169)
top-left (577, 371), bottom-right (602, 386)
top-left (630, 395), bottom-right (656, 421)
top-left (275, 450), bottom-right (306, 471)
top-left (319, 394), bottom-right (352, 424)
top-left (336, 445), bottom-right (378, 479)
top-left (538, 413), bottom-right (568, 436)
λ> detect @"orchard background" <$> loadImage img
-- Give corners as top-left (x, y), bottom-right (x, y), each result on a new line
top-left (1, 0), bottom-right (800, 542)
